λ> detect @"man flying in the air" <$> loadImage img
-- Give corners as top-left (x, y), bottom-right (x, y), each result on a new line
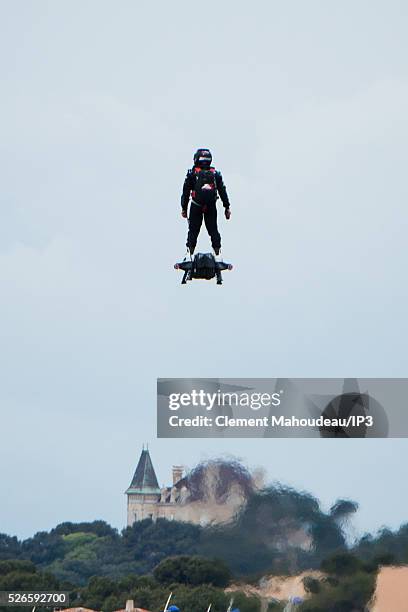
top-left (181, 148), bottom-right (231, 261)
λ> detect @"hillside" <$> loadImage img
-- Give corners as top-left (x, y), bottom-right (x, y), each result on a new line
top-left (2, 481), bottom-right (408, 610)
top-left (0, 483), bottom-right (351, 585)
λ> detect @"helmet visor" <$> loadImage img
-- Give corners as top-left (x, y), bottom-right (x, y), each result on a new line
top-left (195, 149), bottom-right (212, 166)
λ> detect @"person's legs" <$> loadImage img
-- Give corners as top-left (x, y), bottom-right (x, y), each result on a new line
top-left (187, 203), bottom-right (203, 253)
top-left (204, 204), bottom-right (221, 253)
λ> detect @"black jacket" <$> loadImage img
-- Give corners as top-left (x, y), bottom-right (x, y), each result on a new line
top-left (181, 167), bottom-right (231, 213)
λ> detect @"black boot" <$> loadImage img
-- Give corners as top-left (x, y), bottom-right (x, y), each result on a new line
top-left (183, 246), bottom-right (195, 261)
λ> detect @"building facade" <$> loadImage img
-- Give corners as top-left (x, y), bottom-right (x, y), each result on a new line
top-left (125, 448), bottom-right (188, 526)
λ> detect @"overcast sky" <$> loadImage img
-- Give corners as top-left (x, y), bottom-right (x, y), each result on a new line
top-left (1, 1), bottom-right (408, 540)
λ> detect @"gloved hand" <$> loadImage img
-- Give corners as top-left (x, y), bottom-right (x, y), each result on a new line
top-left (225, 208), bottom-right (231, 220)
top-left (181, 210), bottom-right (187, 218)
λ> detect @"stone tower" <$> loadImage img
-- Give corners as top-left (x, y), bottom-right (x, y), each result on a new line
top-left (125, 447), bottom-right (161, 525)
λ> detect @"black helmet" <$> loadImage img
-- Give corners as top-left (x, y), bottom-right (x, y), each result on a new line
top-left (193, 148), bottom-right (212, 167)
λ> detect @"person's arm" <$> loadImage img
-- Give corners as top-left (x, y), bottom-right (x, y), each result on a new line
top-left (215, 171), bottom-right (231, 218)
top-left (216, 172), bottom-right (230, 208)
top-left (181, 170), bottom-right (194, 216)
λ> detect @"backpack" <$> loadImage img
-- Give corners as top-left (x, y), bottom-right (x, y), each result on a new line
top-left (192, 167), bottom-right (218, 206)
top-left (192, 253), bottom-right (216, 280)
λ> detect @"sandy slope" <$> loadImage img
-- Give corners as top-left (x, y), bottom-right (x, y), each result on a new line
top-left (229, 565), bottom-right (408, 610)
top-left (227, 571), bottom-right (323, 602)
top-left (370, 566), bottom-right (408, 611)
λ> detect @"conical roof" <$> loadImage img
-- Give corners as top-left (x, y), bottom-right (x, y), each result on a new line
top-left (126, 449), bottom-right (160, 494)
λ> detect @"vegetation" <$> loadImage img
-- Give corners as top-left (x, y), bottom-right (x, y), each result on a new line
top-left (301, 553), bottom-right (377, 611)
top-left (0, 486), bottom-right (352, 584)
top-left (153, 556), bottom-right (231, 587)
top-left (0, 557), bottom-right (257, 612)
top-left (1, 487), bottom-right (408, 611)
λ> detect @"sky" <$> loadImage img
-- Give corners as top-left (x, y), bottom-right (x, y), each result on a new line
top-left (0, 0), bottom-right (408, 540)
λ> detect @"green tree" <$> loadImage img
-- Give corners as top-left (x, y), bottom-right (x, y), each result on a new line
top-left (153, 556), bottom-right (231, 587)
top-left (321, 552), bottom-right (363, 577)
top-left (303, 575), bottom-right (321, 594)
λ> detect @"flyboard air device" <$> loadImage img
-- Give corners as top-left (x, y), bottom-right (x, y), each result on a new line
top-left (174, 252), bottom-right (233, 285)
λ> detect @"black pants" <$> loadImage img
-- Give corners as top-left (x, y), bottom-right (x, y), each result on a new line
top-left (187, 202), bottom-right (221, 251)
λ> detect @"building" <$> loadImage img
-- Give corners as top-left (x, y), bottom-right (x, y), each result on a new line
top-left (125, 448), bottom-right (188, 526)
top-left (61, 601), bottom-right (150, 612)
top-left (113, 601), bottom-right (150, 612)
top-left (125, 448), bottom-right (254, 527)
